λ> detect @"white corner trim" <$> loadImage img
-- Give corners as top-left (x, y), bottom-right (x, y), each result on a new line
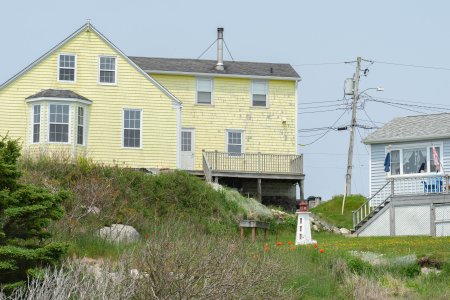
top-left (176, 105), bottom-right (182, 169)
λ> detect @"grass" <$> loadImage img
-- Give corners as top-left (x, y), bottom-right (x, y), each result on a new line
top-left (310, 194), bottom-right (366, 228)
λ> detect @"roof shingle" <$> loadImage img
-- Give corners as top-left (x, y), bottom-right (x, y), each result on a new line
top-left (26, 89), bottom-right (89, 101)
top-left (364, 113), bottom-right (450, 144)
top-left (129, 57), bottom-right (300, 79)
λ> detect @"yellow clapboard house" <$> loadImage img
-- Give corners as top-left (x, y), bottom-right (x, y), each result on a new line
top-left (0, 23), bottom-right (304, 207)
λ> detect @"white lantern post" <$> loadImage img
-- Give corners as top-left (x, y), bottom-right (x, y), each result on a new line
top-left (295, 200), bottom-right (317, 245)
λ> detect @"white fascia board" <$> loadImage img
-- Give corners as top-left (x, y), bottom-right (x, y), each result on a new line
top-left (364, 135), bottom-right (450, 145)
top-left (145, 69), bottom-right (302, 81)
top-left (26, 97), bottom-right (92, 105)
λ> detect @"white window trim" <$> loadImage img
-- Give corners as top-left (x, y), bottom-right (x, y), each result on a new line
top-left (225, 129), bottom-right (244, 155)
top-left (77, 106), bottom-right (85, 146)
top-left (386, 142), bottom-right (444, 178)
top-left (122, 108), bottom-right (143, 149)
top-left (57, 53), bottom-right (77, 83)
top-left (48, 103), bottom-right (71, 144)
top-left (181, 128), bottom-right (195, 153)
top-left (98, 55), bottom-right (118, 85)
top-left (195, 77), bottom-right (214, 105)
top-left (31, 104), bottom-right (41, 144)
top-left (250, 80), bottom-right (269, 108)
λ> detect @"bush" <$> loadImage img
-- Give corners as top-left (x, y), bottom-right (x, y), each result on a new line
top-left (0, 137), bottom-right (67, 291)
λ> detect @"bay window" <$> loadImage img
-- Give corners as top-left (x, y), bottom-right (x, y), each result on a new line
top-left (32, 104), bottom-right (41, 143)
top-left (49, 104), bottom-right (69, 143)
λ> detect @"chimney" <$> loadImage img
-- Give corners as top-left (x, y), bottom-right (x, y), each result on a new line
top-left (215, 27), bottom-right (224, 71)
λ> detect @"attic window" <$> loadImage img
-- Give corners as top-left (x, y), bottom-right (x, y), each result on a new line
top-left (99, 56), bottom-right (117, 84)
top-left (58, 54), bottom-right (76, 82)
top-left (252, 80), bottom-right (268, 107)
top-left (196, 78), bottom-right (212, 104)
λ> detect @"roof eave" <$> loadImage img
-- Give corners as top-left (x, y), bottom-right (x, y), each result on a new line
top-left (363, 134), bottom-right (450, 145)
top-left (144, 69), bottom-right (301, 81)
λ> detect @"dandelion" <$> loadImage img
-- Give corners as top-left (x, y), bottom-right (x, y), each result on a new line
top-left (276, 242), bottom-right (282, 246)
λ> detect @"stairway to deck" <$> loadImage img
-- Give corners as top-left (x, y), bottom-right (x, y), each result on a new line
top-left (352, 180), bottom-right (393, 234)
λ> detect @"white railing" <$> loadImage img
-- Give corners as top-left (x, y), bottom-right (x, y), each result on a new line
top-left (202, 152), bottom-right (213, 183)
top-left (391, 174), bottom-right (449, 195)
top-left (203, 151), bottom-right (303, 175)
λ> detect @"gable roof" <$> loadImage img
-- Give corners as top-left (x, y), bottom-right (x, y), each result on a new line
top-left (129, 56), bottom-right (300, 80)
top-left (0, 23), bottom-right (181, 105)
top-left (26, 89), bottom-right (89, 101)
top-left (364, 113), bottom-right (450, 144)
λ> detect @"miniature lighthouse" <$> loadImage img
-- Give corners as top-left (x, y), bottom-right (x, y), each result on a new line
top-left (295, 200), bottom-right (316, 245)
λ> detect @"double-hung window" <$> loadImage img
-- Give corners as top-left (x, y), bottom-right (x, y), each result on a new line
top-left (123, 109), bottom-right (141, 148)
top-left (227, 130), bottom-right (243, 156)
top-left (251, 80), bottom-right (268, 107)
top-left (196, 78), bottom-right (212, 104)
top-left (58, 54), bottom-right (76, 82)
top-left (32, 105), bottom-right (41, 143)
top-left (49, 104), bottom-right (69, 143)
top-left (99, 56), bottom-right (116, 84)
top-left (390, 145), bottom-right (442, 175)
top-left (77, 107), bottom-right (84, 145)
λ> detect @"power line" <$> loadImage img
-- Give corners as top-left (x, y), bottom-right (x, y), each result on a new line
top-left (298, 109), bottom-right (349, 146)
top-left (373, 60), bottom-right (450, 72)
top-left (367, 95), bottom-right (450, 108)
top-left (298, 108), bottom-right (347, 115)
top-left (299, 99), bottom-right (345, 105)
top-left (299, 103), bottom-right (348, 110)
top-left (292, 61), bottom-right (349, 67)
top-left (368, 98), bottom-right (450, 113)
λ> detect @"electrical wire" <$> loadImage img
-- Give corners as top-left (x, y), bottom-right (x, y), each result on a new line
top-left (299, 103), bottom-right (348, 110)
top-left (298, 108), bottom-right (347, 115)
top-left (299, 99), bottom-right (346, 105)
top-left (373, 60), bottom-right (450, 72)
top-left (362, 107), bottom-right (380, 128)
top-left (368, 98), bottom-right (450, 113)
top-left (292, 61), bottom-right (349, 67)
top-left (298, 109), bottom-right (349, 146)
top-left (356, 127), bottom-right (370, 155)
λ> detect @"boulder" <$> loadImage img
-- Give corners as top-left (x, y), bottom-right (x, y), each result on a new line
top-left (98, 224), bottom-right (140, 243)
top-left (339, 228), bottom-right (351, 235)
top-left (312, 224), bottom-right (320, 232)
top-left (332, 227), bottom-right (341, 235)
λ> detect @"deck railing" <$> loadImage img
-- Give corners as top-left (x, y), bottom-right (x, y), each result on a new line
top-left (353, 174), bottom-right (450, 230)
top-left (202, 152), bottom-right (213, 183)
top-left (203, 151), bottom-right (303, 175)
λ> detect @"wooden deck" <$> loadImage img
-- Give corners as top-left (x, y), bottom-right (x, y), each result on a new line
top-left (202, 151), bottom-right (304, 181)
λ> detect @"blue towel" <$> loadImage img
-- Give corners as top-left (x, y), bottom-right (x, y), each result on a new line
top-left (384, 152), bottom-right (391, 172)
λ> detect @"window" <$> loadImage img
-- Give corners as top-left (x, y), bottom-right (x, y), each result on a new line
top-left (391, 150), bottom-right (400, 175)
top-left (99, 56), bottom-right (116, 84)
top-left (252, 80), bottom-right (268, 107)
top-left (49, 104), bottom-right (69, 143)
top-left (58, 54), bottom-right (76, 81)
top-left (227, 130), bottom-right (243, 155)
top-left (77, 107), bottom-right (84, 145)
top-left (123, 109), bottom-right (141, 148)
top-left (389, 145), bottom-right (443, 176)
top-left (196, 78), bottom-right (212, 104)
top-left (32, 105), bottom-right (41, 143)
top-left (181, 131), bottom-right (192, 151)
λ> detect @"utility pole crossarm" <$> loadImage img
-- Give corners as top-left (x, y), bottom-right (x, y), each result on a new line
top-left (345, 57), bottom-right (361, 196)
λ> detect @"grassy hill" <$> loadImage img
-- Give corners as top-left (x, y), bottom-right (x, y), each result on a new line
top-left (310, 194), bottom-right (366, 229)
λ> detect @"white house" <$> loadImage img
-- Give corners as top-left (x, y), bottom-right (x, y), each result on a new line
top-left (353, 113), bottom-right (450, 237)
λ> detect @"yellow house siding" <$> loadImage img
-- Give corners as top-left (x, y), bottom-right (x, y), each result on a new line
top-left (152, 74), bottom-right (297, 170)
top-left (0, 28), bottom-right (178, 169)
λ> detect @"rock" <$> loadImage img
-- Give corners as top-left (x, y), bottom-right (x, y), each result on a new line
top-left (312, 224), bottom-right (319, 232)
top-left (421, 267), bottom-right (442, 275)
top-left (208, 182), bottom-right (223, 191)
top-left (98, 224), bottom-right (140, 243)
top-left (339, 228), bottom-right (351, 235)
top-left (332, 227), bottom-right (341, 235)
top-left (87, 206), bottom-right (100, 215)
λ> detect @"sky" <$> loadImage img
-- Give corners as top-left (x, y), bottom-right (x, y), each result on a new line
top-left (2, 0), bottom-right (450, 200)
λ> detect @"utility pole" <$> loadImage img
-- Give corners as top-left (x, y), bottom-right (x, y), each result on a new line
top-left (345, 57), bottom-right (361, 196)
